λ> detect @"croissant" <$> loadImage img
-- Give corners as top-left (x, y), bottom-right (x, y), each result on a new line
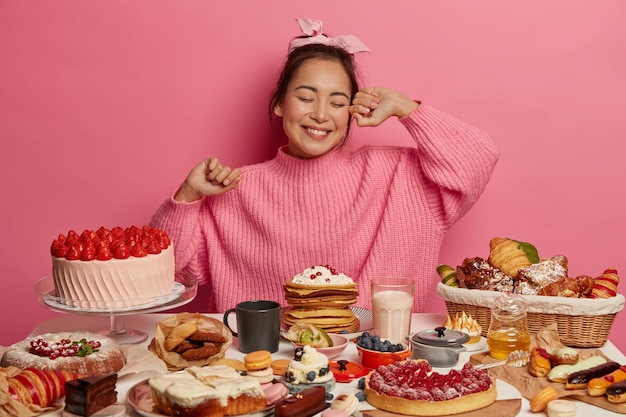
top-left (537, 275), bottom-right (594, 298)
top-left (488, 237), bottom-right (539, 279)
top-left (590, 267), bottom-right (620, 298)
top-left (1, 366), bottom-right (79, 415)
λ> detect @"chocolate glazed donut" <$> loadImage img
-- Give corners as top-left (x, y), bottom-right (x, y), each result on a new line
top-left (274, 386), bottom-right (328, 417)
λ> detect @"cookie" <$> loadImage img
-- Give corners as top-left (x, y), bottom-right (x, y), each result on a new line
top-left (188, 331), bottom-right (228, 343)
top-left (171, 340), bottom-right (204, 354)
top-left (180, 344), bottom-right (221, 361)
top-left (164, 323), bottom-right (198, 351)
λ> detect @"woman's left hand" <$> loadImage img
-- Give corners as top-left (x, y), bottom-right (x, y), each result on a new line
top-left (349, 87), bottom-right (419, 127)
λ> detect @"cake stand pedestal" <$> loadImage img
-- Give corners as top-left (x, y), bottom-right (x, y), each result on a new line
top-left (34, 271), bottom-right (198, 344)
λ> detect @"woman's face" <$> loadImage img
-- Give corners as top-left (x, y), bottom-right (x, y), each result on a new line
top-left (274, 58), bottom-right (352, 159)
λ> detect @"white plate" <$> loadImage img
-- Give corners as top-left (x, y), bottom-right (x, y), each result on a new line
top-left (343, 306), bottom-right (373, 338)
top-left (495, 377), bottom-right (522, 401)
top-left (126, 379), bottom-right (274, 417)
top-left (463, 337), bottom-right (487, 352)
top-left (43, 282), bottom-right (185, 313)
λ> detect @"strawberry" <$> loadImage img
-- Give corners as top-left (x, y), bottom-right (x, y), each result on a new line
top-left (131, 244), bottom-right (148, 257)
top-left (96, 226), bottom-right (109, 238)
top-left (126, 225), bottom-right (141, 235)
top-left (51, 240), bottom-right (68, 257)
top-left (65, 235), bottom-right (79, 248)
top-left (81, 243), bottom-right (96, 261)
top-left (111, 241), bottom-right (130, 259)
top-left (52, 225), bottom-right (170, 260)
top-left (110, 227), bottom-right (125, 240)
top-left (65, 245), bottom-right (81, 260)
top-left (158, 232), bottom-right (171, 248)
top-left (144, 238), bottom-right (162, 254)
top-left (96, 245), bottom-right (113, 260)
top-left (80, 229), bottom-right (97, 243)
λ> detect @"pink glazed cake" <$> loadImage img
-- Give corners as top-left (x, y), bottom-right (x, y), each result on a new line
top-left (51, 225), bottom-right (175, 308)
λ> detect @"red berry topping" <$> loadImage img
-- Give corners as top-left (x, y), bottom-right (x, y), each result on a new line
top-left (28, 337), bottom-right (101, 358)
top-left (368, 361), bottom-right (492, 401)
top-left (52, 225), bottom-right (170, 261)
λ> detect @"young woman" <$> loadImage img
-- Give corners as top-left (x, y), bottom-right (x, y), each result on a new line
top-left (150, 19), bottom-right (499, 312)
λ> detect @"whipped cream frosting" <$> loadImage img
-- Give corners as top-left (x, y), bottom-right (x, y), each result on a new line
top-left (286, 345), bottom-right (333, 384)
top-left (149, 365), bottom-right (264, 407)
top-left (291, 265), bottom-right (354, 285)
top-left (53, 245), bottom-right (175, 308)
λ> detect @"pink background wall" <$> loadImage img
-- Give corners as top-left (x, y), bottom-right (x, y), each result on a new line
top-left (1, 1), bottom-right (625, 350)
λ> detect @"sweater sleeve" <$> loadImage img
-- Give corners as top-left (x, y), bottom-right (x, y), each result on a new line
top-left (149, 188), bottom-right (209, 284)
top-left (399, 104), bottom-right (500, 228)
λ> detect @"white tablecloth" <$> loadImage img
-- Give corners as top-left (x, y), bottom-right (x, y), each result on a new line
top-left (26, 312), bottom-right (626, 417)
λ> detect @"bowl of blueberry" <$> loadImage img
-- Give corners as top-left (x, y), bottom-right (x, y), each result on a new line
top-left (355, 332), bottom-right (411, 369)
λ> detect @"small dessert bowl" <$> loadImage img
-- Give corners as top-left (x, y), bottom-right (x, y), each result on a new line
top-left (291, 333), bottom-right (349, 359)
top-left (355, 338), bottom-right (411, 369)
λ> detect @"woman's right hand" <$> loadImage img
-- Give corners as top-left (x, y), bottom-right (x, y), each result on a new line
top-left (174, 157), bottom-right (242, 202)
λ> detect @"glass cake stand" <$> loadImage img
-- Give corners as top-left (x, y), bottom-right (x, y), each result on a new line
top-left (34, 271), bottom-right (198, 344)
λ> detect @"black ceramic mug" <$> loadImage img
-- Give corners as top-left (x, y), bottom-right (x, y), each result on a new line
top-left (223, 300), bottom-right (281, 353)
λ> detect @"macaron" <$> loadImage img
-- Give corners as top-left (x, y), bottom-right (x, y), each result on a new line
top-left (244, 350), bottom-right (273, 371)
top-left (321, 410), bottom-right (349, 417)
top-left (262, 382), bottom-right (288, 405)
top-left (547, 399), bottom-right (577, 417)
top-left (271, 359), bottom-right (290, 376)
top-left (330, 391), bottom-right (359, 415)
top-left (247, 367), bottom-right (274, 383)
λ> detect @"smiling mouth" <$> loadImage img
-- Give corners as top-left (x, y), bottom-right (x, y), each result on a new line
top-left (305, 127), bottom-right (330, 137)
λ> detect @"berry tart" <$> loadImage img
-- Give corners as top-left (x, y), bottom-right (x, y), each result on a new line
top-left (364, 360), bottom-right (497, 416)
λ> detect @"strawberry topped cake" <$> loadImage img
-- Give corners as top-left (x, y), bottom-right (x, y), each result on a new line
top-left (364, 360), bottom-right (497, 416)
top-left (51, 225), bottom-right (175, 308)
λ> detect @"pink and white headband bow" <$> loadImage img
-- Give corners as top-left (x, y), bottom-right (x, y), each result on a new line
top-left (288, 18), bottom-right (370, 54)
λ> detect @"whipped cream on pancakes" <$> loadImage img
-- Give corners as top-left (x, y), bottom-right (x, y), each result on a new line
top-left (284, 265), bottom-right (360, 333)
top-left (291, 265), bottom-right (354, 285)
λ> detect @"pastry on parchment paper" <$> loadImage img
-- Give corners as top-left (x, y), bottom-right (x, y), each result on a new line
top-left (148, 312), bottom-right (232, 371)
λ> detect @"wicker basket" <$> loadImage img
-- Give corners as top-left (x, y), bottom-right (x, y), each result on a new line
top-left (436, 282), bottom-right (624, 348)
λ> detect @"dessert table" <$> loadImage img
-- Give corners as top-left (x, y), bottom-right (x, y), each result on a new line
top-left (27, 312), bottom-right (626, 417)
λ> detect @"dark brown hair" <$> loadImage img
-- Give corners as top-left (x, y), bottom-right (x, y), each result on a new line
top-left (269, 43), bottom-right (360, 143)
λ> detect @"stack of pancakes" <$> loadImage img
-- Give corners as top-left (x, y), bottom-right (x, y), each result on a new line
top-left (283, 272), bottom-right (360, 333)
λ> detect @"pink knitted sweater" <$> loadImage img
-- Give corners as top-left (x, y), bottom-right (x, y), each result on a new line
top-left (150, 104), bottom-right (499, 312)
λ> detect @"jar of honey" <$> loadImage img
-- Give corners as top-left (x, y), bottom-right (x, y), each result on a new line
top-left (486, 292), bottom-right (530, 359)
